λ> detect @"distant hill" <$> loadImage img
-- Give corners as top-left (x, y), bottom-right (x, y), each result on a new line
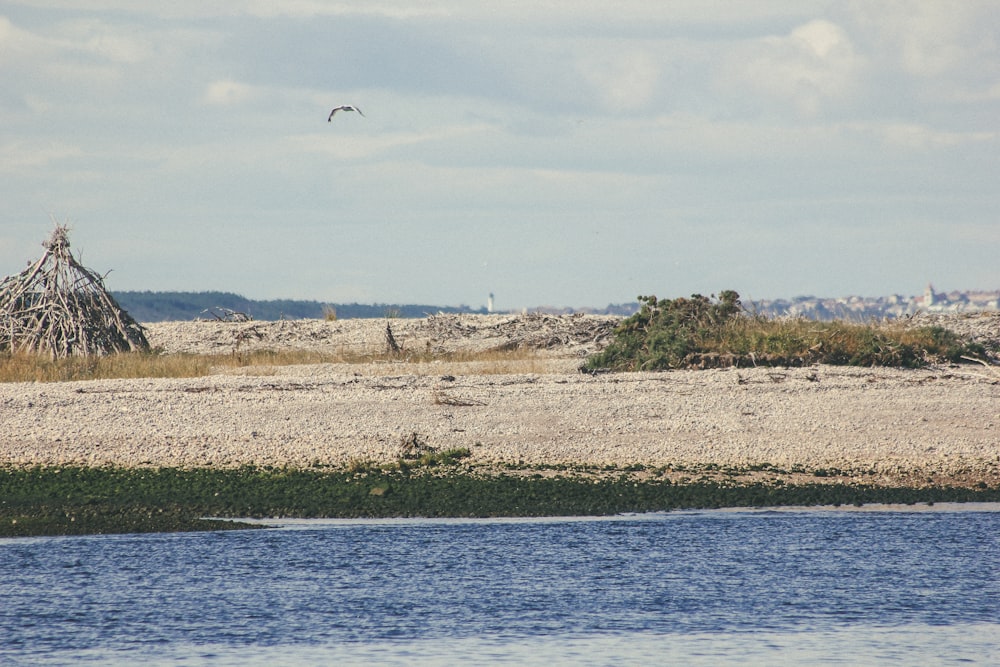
top-left (111, 288), bottom-right (1000, 324)
top-left (112, 291), bottom-right (487, 323)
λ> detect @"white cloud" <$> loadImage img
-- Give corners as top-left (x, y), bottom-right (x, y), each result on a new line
top-left (577, 49), bottom-right (659, 112)
top-left (0, 14), bottom-right (203, 102)
top-left (952, 81), bottom-right (1000, 104)
top-left (8, 0), bottom-right (830, 23)
top-left (5, 0), bottom-right (449, 20)
top-left (845, 1), bottom-right (997, 77)
top-left (868, 123), bottom-right (997, 151)
top-left (0, 140), bottom-right (81, 171)
top-left (200, 80), bottom-right (262, 107)
top-left (53, 18), bottom-right (150, 63)
top-left (245, 0), bottom-right (449, 20)
top-left (733, 19), bottom-right (863, 116)
top-left (0, 15), bottom-right (150, 65)
top-left (290, 121), bottom-right (493, 160)
top-left (0, 15), bottom-right (46, 61)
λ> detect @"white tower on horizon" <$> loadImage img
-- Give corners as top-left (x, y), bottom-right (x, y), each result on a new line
top-left (487, 292), bottom-right (494, 314)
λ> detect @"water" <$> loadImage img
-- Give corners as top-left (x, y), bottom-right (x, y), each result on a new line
top-left (3, 506), bottom-right (999, 665)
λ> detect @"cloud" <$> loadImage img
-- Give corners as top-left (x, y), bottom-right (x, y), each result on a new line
top-left (0, 139), bottom-right (82, 172)
top-left (290, 120), bottom-right (493, 160)
top-left (865, 123), bottom-right (997, 151)
top-left (0, 13), bottom-right (219, 108)
top-left (244, 0), bottom-right (448, 20)
top-left (577, 49), bottom-right (660, 112)
top-left (731, 19), bottom-right (863, 116)
top-left (0, 14), bottom-right (150, 66)
top-left (200, 79), bottom-right (262, 107)
top-left (0, 15), bottom-right (46, 61)
top-left (844, 1), bottom-right (998, 78)
top-left (54, 18), bottom-right (150, 64)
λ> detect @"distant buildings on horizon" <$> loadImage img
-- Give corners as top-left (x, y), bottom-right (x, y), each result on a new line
top-left (753, 285), bottom-right (1000, 320)
top-left (531, 286), bottom-right (1000, 320)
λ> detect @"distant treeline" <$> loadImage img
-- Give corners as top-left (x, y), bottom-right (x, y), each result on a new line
top-left (112, 291), bottom-right (487, 322)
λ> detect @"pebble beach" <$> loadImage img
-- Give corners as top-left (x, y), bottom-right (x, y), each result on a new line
top-left (2, 312), bottom-right (999, 488)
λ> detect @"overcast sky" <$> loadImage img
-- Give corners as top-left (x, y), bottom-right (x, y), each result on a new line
top-left (2, 2), bottom-right (998, 310)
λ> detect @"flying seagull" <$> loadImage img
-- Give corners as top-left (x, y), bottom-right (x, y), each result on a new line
top-left (328, 105), bottom-right (364, 121)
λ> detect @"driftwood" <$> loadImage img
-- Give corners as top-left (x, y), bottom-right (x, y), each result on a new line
top-left (0, 225), bottom-right (149, 358)
top-left (198, 307), bottom-right (252, 322)
top-left (399, 431), bottom-right (434, 459)
top-left (385, 322), bottom-right (402, 354)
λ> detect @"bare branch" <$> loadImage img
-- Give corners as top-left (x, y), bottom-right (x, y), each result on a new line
top-left (0, 225), bottom-right (149, 358)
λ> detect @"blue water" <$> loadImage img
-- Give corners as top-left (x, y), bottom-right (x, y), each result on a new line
top-left (3, 506), bottom-right (999, 665)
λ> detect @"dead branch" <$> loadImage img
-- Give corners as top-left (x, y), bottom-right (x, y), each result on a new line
top-left (432, 389), bottom-right (486, 406)
top-left (399, 431), bottom-right (435, 459)
top-left (198, 307), bottom-right (252, 322)
top-left (0, 225), bottom-right (149, 358)
top-left (385, 322), bottom-right (402, 354)
top-left (960, 355), bottom-right (1000, 380)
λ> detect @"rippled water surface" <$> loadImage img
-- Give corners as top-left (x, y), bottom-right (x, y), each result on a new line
top-left (3, 506), bottom-right (999, 665)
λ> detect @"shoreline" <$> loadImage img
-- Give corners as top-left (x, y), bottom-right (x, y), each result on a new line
top-left (239, 501), bottom-right (1000, 528)
top-left (4, 464), bottom-right (999, 538)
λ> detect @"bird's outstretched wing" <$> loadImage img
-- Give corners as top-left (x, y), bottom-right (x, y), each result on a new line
top-left (328, 105), bottom-right (364, 121)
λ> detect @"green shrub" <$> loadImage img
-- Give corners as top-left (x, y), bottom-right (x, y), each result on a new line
top-left (584, 290), bottom-right (989, 371)
top-left (584, 291), bottom-right (742, 371)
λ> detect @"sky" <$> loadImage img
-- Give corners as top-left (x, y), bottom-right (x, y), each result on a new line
top-left (1, 1), bottom-right (998, 311)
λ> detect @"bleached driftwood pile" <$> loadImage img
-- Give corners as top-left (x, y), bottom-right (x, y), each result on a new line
top-left (0, 226), bottom-right (149, 357)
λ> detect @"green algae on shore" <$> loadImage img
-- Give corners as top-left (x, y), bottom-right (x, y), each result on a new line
top-left (3, 465), bottom-right (1000, 538)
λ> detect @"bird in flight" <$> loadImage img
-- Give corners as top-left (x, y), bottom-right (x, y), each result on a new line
top-left (328, 105), bottom-right (365, 121)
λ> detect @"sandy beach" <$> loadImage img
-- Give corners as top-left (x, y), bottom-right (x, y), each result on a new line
top-left (2, 312), bottom-right (999, 488)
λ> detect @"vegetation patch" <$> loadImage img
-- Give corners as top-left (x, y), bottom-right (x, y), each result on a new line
top-left (0, 347), bottom-right (549, 383)
top-left (584, 291), bottom-right (991, 372)
top-left (2, 465), bottom-right (998, 538)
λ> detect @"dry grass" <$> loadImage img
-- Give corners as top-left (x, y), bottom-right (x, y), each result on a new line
top-left (0, 351), bottom-right (215, 383)
top-left (0, 347), bottom-right (560, 383)
top-left (714, 317), bottom-right (985, 367)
